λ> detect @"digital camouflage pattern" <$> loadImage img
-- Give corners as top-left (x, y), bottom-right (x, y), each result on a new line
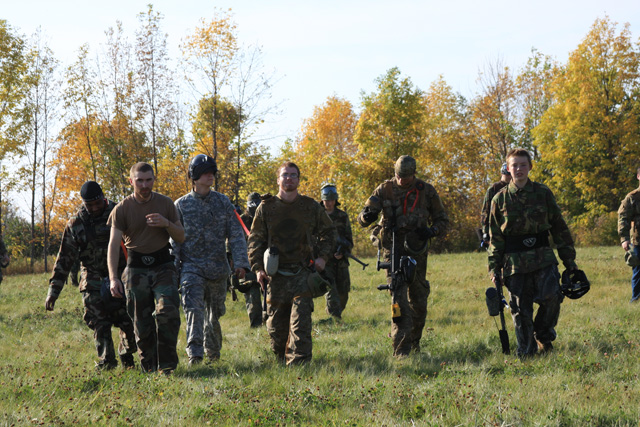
top-left (488, 180), bottom-right (577, 277)
top-left (617, 187), bottom-right (640, 245)
top-left (324, 207), bottom-right (353, 318)
top-left (123, 264), bottom-right (180, 372)
top-left (173, 190), bottom-right (250, 280)
top-left (357, 176), bottom-right (448, 355)
top-left (47, 201), bottom-right (135, 368)
top-left (180, 273), bottom-right (227, 359)
top-left (480, 181), bottom-right (509, 238)
top-left (248, 194), bottom-right (336, 365)
top-left (173, 190), bottom-right (250, 361)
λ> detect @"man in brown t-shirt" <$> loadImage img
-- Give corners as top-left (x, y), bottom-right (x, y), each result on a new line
top-left (108, 162), bottom-right (184, 374)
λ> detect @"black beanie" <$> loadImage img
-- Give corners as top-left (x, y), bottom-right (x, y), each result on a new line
top-left (80, 181), bottom-right (103, 202)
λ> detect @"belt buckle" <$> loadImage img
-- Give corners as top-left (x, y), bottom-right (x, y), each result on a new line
top-left (142, 255), bottom-right (155, 266)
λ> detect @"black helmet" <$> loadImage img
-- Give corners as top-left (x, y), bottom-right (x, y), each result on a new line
top-left (560, 269), bottom-right (590, 299)
top-left (501, 163), bottom-right (510, 176)
top-left (321, 184), bottom-right (338, 201)
top-left (188, 154), bottom-right (217, 181)
top-left (246, 192), bottom-right (261, 215)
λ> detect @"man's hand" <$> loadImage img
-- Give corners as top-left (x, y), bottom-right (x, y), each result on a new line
top-left (313, 257), bottom-right (326, 272)
top-left (257, 269), bottom-right (268, 290)
top-left (235, 268), bottom-right (246, 280)
top-left (622, 240), bottom-right (631, 251)
top-left (334, 252), bottom-right (344, 260)
top-left (361, 208), bottom-right (378, 224)
top-left (146, 213), bottom-right (169, 228)
top-left (417, 226), bottom-right (437, 240)
top-left (45, 295), bottom-right (56, 311)
top-left (110, 278), bottom-right (125, 298)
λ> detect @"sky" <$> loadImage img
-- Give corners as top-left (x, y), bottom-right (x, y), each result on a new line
top-left (4, 0), bottom-right (638, 154)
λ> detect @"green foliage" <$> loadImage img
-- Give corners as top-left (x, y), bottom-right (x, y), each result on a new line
top-left (534, 17), bottom-right (640, 218)
top-left (2, 247), bottom-right (640, 425)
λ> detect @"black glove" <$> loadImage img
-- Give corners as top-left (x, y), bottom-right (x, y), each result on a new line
top-left (416, 226), bottom-right (437, 240)
top-left (361, 208), bottom-right (379, 223)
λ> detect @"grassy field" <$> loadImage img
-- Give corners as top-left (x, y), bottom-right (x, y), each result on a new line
top-left (1, 246), bottom-right (639, 426)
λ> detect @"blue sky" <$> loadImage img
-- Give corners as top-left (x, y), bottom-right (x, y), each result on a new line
top-left (3, 0), bottom-right (639, 151)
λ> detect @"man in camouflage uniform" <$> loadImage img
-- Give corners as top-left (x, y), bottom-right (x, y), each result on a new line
top-left (239, 192), bottom-right (265, 327)
top-left (45, 181), bottom-right (136, 370)
top-left (320, 184), bottom-right (353, 319)
top-left (617, 167), bottom-right (640, 302)
top-left (173, 154), bottom-right (250, 365)
top-left (357, 155), bottom-right (449, 356)
top-left (480, 163), bottom-right (511, 248)
top-left (248, 162), bottom-right (335, 365)
top-left (0, 235), bottom-right (9, 285)
top-left (488, 148), bottom-right (578, 358)
top-left (108, 162), bottom-right (184, 375)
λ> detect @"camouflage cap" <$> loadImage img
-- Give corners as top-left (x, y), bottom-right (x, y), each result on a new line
top-left (394, 155), bottom-right (416, 178)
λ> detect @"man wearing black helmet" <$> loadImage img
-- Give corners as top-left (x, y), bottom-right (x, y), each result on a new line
top-left (46, 181), bottom-right (137, 370)
top-left (108, 163), bottom-right (184, 375)
top-left (480, 163), bottom-right (511, 248)
top-left (320, 184), bottom-right (353, 319)
top-left (173, 154), bottom-right (250, 365)
top-left (239, 192), bottom-right (265, 327)
top-left (357, 155), bottom-right (449, 356)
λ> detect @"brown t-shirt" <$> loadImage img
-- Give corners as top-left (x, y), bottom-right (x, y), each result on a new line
top-left (108, 192), bottom-right (179, 254)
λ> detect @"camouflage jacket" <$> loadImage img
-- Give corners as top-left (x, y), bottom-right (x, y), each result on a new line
top-left (617, 187), bottom-right (640, 245)
top-left (481, 181), bottom-right (509, 237)
top-left (488, 179), bottom-right (576, 277)
top-left (0, 237), bottom-right (6, 256)
top-left (173, 190), bottom-right (250, 281)
top-left (327, 207), bottom-right (353, 266)
top-left (240, 213), bottom-right (254, 239)
top-left (48, 200), bottom-right (125, 297)
top-left (357, 177), bottom-right (449, 254)
top-left (248, 194), bottom-right (336, 272)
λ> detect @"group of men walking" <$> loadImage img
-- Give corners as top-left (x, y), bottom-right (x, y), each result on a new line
top-left (43, 145), bottom-right (640, 370)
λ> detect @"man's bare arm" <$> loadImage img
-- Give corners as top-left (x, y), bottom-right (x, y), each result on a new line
top-left (108, 227), bottom-right (125, 298)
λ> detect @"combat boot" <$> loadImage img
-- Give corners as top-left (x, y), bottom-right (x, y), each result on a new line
top-left (120, 353), bottom-right (136, 369)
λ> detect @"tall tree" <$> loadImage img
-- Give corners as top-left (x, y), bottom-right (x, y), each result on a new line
top-left (0, 20), bottom-right (28, 234)
top-left (135, 4), bottom-right (176, 176)
top-left (181, 10), bottom-right (238, 190)
top-left (355, 68), bottom-right (426, 191)
top-left (468, 58), bottom-right (520, 168)
top-left (534, 17), bottom-right (640, 220)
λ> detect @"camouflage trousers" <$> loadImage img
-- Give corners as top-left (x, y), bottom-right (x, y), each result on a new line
top-left (267, 268), bottom-right (314, 365)
top-left (123, 263), bottom-right (181, 372)
top-left (324, 259), bottom-right (351, 318)
top-left (389, 255), bottom-right (429, 356)
top-left (505, 264), bottom-right (562, 357)
top-left (81, 290), bottom-right (137, 367)
top-left (180, 272), bottom-right (227, 360)
top-left (243, 281), bottom-right (264, 328)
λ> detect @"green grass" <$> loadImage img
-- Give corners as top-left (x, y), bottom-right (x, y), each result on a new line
top-left (1, 246), bottom-right (639, 426)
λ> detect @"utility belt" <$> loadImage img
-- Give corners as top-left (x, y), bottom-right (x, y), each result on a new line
top-left (275, 262), bottom-right (305, 277)
top-left (127, 244), bottom-right (173, 268)
top-left (504, 232), bottom-right (550, 253)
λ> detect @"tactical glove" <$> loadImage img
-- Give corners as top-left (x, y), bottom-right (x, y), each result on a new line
top-left (361, 208), bottom-right (379, 224)
top-left (416, 226), bottom-right (437, 240)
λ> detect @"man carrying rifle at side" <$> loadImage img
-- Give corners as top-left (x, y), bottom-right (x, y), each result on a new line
top-left (357, 155), bottom-right (448, 356)
top-left (479, 163), bottom-right (511, 248)
top-left (320, 184), bottom-right (353, 320)
top-left (488, 148), bottom-right (580, 358)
